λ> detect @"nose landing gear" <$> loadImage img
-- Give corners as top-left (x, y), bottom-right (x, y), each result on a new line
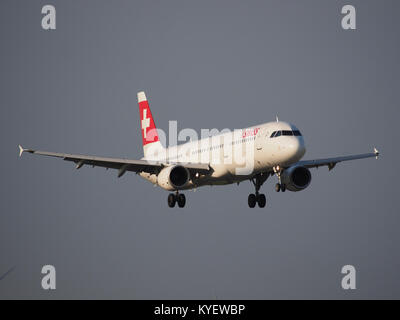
top-left (167, 192), bottom-right (186, 208)
top-left (275, 183), bottom-right (286, 192)
top-left (273, 166), bottom-right (286, 192)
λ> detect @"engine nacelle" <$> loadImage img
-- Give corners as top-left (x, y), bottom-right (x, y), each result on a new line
top-left (281, 166), bottom-right (312, 192)
top-left (157, 165), bottom-right (190, 190)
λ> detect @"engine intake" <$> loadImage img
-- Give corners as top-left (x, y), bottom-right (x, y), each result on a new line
top-left (157, 165), bottom-right (190, 190)
top-left (170, 165), bottom-right (189, 187)
top-left (281, 166), bottom-right (312, 192)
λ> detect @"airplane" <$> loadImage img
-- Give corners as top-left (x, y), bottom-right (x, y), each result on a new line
top-left (19, 91), bottom-right (380, 208)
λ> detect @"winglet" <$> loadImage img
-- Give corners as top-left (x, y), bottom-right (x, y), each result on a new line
top-left (18, 145), bottom-right (34, 157)
top-left (18, 145), bottom-right (25, 157)
top-left (374, 147), bottom-right (379, 159)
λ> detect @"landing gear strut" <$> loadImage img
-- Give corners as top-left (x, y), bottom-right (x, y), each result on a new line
top-left (273, 166), bottom-right (286, 192)
top-left (248, 173), bottom-right (269, 208)
top-left (168, 192), bottom-right (186, 208)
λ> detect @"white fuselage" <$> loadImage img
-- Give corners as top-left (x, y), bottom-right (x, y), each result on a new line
top-left (140, 121), bottom-right (306, 190)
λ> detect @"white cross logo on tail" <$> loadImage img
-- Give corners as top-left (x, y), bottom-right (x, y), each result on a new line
top-left (141, 108), bottom-right (150, 139)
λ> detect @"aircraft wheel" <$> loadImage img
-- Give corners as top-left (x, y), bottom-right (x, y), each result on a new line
top-left (275, 183), bottom-right (281, 192)
top-left (281, 185), bottom-right (286, 192)
top-left (257, 194), bottom-right (266, 208)
top-left (248, 194), bottom-right (256, 208)
top-left (168, 193), bottom-right (176, 208)
top-left (177, 194), bottom-right (186, 208)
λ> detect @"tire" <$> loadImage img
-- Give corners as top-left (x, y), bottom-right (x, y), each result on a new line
top-left (168, 193), bottom-right (176, 208)
top-left (275, 183), bottom-right (281, 192)
top-left (248, 194), bottom-right (256, 208)
top-left (257, 194), bottom-right (266, 208)
top-left (281, 185), bottom-right (286, 192)
top-left (177, 194), bottom-right (186, 208)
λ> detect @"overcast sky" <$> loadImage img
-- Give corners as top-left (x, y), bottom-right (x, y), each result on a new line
top-left (1, 0), bottom-right (399, 299)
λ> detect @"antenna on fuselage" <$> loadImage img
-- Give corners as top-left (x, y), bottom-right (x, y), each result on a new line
top-left (276, 116), bottom-right (279, 122)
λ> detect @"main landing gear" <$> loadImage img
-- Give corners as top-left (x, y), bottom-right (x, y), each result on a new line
top-left (248, 193), bottom-right (266, 208)
top-left (248, 173), bottom-right (269, 208)
top-left (168, 192), bottom-right (186, 208)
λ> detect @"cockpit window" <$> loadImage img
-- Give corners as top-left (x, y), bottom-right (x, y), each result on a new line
top-left (269, 130), bottom-right (302, 138)
top-left (293, 130), bottom-right (302, 136)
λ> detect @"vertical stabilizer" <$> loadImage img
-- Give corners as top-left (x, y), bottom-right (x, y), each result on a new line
top-left (137, 91), bottom-right (164, 158)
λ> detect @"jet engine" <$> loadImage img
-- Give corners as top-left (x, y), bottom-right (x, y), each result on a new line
top-left (281, 165), bottom-right (312, 192)
top-left (157, 165), bottom-right (190, 190)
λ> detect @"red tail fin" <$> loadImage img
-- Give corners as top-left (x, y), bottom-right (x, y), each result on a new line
top-left (137, 91), bottom-right (163, 157)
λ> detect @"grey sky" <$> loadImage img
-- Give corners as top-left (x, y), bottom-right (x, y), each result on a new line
top-left (0, 0), bottom-right (399, 299)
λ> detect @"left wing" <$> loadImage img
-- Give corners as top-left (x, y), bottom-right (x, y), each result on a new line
top-left (292, 147), bottom-right (380, 171)
top-left (18, 145), bottom-right (211, 177)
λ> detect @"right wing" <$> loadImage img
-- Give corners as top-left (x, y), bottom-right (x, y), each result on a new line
top-left (293, 148), bottom-right (380, 171)
top-left (18, 145), bottom-right (211, 178)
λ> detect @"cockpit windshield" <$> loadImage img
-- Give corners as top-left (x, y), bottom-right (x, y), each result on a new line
top-left (270, 130), bottom-right (302, 138)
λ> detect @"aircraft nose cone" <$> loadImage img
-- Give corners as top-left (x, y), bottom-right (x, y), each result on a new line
top-left (287, 138), bottom-right (306, 160)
